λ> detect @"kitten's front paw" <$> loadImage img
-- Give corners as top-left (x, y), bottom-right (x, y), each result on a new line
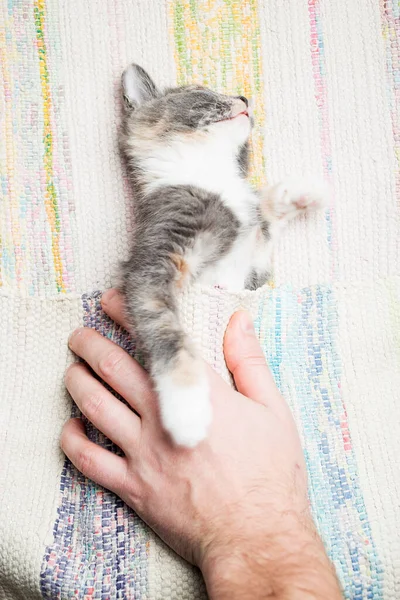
top-left (262, 177), bottom-right (329, 222)
top-left (157, 363), bottom-right (211, 448)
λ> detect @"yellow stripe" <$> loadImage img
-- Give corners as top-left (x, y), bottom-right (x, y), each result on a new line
top-left (34, 0), bottom-right (65, 292)
top-left (169, 0), bottom-right (266, 187)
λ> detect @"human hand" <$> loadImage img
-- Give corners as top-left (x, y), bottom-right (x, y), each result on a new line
top-left (62, 289), bottom-right (341, 599)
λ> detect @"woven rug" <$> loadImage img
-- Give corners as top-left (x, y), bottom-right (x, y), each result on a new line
top-left (1, 1), bottom-right (399, 598)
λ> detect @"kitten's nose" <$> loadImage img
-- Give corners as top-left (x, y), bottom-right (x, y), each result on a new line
top-left (231, 96), bottom-right (250, 118)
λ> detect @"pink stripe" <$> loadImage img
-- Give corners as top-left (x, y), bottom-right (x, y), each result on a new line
top-left (380, 0), bottom-right (400, 207)
top-left (308, 0), bottom-right (338, 280)
top-left (308, 2), bottom-right (351, 454)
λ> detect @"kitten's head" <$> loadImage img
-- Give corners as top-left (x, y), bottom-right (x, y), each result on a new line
top-left (121, 64), bottom-right (252, 159)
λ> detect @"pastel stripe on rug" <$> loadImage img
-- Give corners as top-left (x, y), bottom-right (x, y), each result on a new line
top-left (308, 0), bottom-right (337, 276)
top-left (381, 0), bottom-right (400, 203)
top-left (306, 3), bottom-right (382, 597)
top-left (40, 293), bottom-right (150, 600)
top-left (0, 0), bottom-right (76, 295)
top-left (169, 0), bottom-right (266, 188)
top-left (256, 285), bottom-right (383, 599)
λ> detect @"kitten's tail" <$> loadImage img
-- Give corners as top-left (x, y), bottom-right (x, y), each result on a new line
top-left (121, 268), bottom-right (211, 448)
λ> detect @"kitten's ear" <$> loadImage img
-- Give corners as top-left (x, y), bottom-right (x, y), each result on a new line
top-left (122, 64), bottom-right (160, 110)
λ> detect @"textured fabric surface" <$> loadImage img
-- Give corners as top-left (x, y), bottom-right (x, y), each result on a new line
top-left (1, 0), bottom-right (400, 599)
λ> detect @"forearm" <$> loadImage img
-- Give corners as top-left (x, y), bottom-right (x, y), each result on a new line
top-left (202, 518), bottom-right (342, 600)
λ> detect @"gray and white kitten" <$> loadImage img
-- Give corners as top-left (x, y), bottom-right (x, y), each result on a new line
top-left (119, 64), bottom-right (327, 448)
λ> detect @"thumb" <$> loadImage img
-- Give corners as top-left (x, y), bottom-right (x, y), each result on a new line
top-left (223, 311), bottom-right (280, 407)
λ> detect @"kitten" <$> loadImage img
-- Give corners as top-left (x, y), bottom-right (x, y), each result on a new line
top-left (119, 64), bottom-right (327, 448)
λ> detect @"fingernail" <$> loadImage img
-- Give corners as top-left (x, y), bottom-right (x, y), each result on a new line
top-left (101, 289), bottom-right (117, 305)
top-left (239, 311), bottom-right (255, 335)
top-left (68, 327), bottom-right (84, 345)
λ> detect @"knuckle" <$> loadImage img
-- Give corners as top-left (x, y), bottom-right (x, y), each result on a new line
top-left (125, 480), bottom-right (144, 514)
top-left (243, 354), bottom-right (266, 368)
top-left (84, 392), bottom-right (105, 420)
top-left (234, 354), bottom-right (266, 372)
top-left (98, 349), bottom-right (124, 380)
top-left (77, 446), bottom-right (95, 477)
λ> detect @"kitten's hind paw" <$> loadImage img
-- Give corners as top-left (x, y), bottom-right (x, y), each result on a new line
top-left (156, 361), bottom-right (212, 448)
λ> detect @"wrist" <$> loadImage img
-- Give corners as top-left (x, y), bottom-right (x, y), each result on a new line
top-left (201, 514), bottom-right (342, 600)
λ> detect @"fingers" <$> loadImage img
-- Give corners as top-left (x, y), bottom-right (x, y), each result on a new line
top-left (223, 311), bottom-right (282, 407)
top-left (68, 327), bottom-right (156, 418)
top-left (101, 289), bottom-right (131, 331)
top-left (65, 363), bottom-right (140, 455)
top-left (61, 418), bottom-right (128, 496)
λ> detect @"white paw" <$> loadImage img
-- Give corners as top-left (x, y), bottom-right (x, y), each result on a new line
top-left (265, 176), bottom-right (329, 221)
top-left (156, 366), bottom-right (212, 448)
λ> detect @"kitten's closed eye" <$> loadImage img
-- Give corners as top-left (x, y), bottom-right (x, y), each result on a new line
top-left (121, 62), bottom-right (252, 138)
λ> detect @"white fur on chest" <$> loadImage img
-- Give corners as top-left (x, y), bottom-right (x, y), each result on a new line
top-left (138, 136), bottom-right (257, 223)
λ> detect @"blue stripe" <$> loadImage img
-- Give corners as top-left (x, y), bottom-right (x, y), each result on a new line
top-left (256, 284), bottom-right (383, 599)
